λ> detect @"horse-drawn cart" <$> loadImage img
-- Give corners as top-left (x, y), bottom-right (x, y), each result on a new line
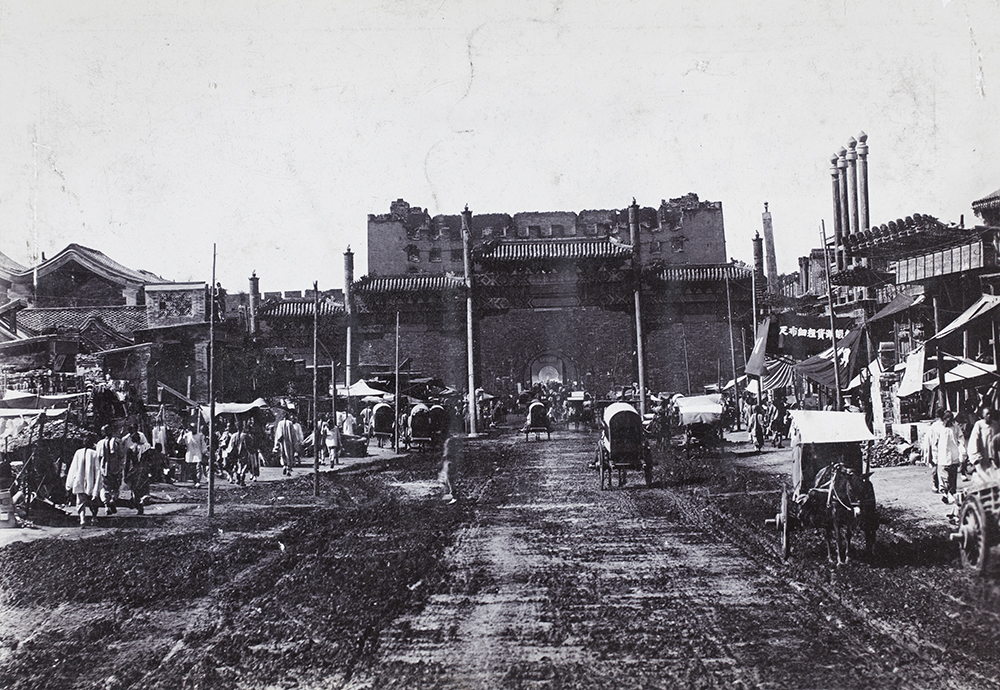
top-left (525, 401), bottom-right (551, 441)
top-left (674, 394), bottom-right (725, 458)
top-left (766, 411), bottom-right (877, 563)
top-left (949, 473), bottom-right (1000, 574)
top-left (596, 402), bottom-right (653, 489)
top-left (371, 402), bottom-right (394, 448)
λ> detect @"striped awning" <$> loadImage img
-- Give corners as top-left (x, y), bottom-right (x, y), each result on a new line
top-left (761, 359), bottom-right (795, 391)
top-left (476, 239), bottom-right (632, 262)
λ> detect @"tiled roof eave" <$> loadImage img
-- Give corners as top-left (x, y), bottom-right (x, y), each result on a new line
top-left (354, 275), bottom-right (467, 294)
top-left (475, 240), bottom-right (632, 262)
top-left (651, 264), bottom-right (752, 283)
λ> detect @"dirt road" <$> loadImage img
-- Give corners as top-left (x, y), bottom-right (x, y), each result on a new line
top-left (0, 429), bottom-right (998, 689)
top-left (352, 432), bottom-right (996, 689)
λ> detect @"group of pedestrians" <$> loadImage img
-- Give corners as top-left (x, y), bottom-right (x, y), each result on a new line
top-left (747, 394), bottom-right (791, 452)
top-left (924, 404), bottom-right (1000, 507)
top-left (64, 422), bottom-right (162, 527)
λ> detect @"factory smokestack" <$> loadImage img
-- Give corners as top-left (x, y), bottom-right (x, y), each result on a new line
top-left (761, 202), bottom-right (778, 294)
top-left (857, 132), bottom-right (869, 234)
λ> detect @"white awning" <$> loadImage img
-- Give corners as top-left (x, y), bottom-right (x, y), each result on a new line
top-left (925, 294), bottom-right (1000, 344)
top-left (201, 398), bottom-right (268, 421)
top-left (336, 379), bottom-right (390, 397)
top-left (896, 347), bottom-right (926, 398)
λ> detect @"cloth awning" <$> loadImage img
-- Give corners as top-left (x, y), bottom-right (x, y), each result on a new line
top-left (0, 391), bottom-right (86, 409)
top-left (745, 317), bottom-right (771, 378)
top-left (0, 407), bottom-right (68, 419)
top-left (938, 357), bottom-right (998, 385)
top-left (925, 294), bottom-right (1000, 344)
top-left (201, 398), bottom-right (268, 421)
top-left (869, 293), bottom-right (924, 323)
top-left (792, 328), bottom-right (864, 389)
top-left (337, 380), bottom-right (390, 397)
top-left (789, 410), bottom-right (875, 444)
top-left (761, 359), bottom-right (795, 391)
top-left (723, 375), bottom-right (760, 396)
top-left (897, 347), bottom-right (926, 397)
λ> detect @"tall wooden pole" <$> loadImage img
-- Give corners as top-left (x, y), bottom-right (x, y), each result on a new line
top-left (629, 199), bottom-right (647, 416)
top-left (725, 272), bottom-right (742, 430)
top-left (394, 311), bottom-right (401, 451)
top-left (681, 324), bottom-right (691, 395)
top-left (208, 244), bottom-right (216, 517)
top-left (462, 205), bottom-right (478, 434)
top-left (313, 281), bottom-right (319, 497)
top-left (934, 296), bottom-right (947, 411)
top-left (820, 222), bottom-right (842, 410)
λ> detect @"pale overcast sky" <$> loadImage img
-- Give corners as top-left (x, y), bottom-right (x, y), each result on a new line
top-left (1, 0), bottom-right (998, 293)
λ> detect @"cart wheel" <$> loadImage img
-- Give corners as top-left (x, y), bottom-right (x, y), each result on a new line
top-left (600, 462), bottom-right (612, 491)
top-left (957, 496), bottom-right (990, 575)
top-left (780, 488), bottom-right (791, 561)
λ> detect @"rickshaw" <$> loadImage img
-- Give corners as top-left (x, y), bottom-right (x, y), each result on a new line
top-left (766, 411), bottom-right (878, 562)
top-left (407, 403), bottom-right (433, 451)
top-left (674, 394), bottom-right (725, 458)
top-left (371, 402), bottom-right (394, 448)
top-left (525, 400), bottom-right (551, 441)
top-left (596, 402), bottom-right (653, 489)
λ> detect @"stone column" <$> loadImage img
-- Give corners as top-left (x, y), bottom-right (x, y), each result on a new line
top-left (248, 272), bottom-right (260, 336)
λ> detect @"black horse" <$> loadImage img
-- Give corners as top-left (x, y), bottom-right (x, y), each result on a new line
top-left (800, 463), bottom-right (877, 565)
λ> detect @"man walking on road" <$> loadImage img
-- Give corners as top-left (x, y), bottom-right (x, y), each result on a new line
top-left (932, 409), bottom-right (966, 506)
top-left (273, 413), bottom-right (299, 476)
top-left (967, 405), bottom-right (999, 479)
top-left (95, 424), bottom-right (125, 515)
top-left (65, 434), bottom-right (101, 526)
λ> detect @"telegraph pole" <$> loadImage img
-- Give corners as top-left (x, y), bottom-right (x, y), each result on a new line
top-left (313, 281), bottom-right (319, 497)
top-left (208, 244), bottom-right (216, 517)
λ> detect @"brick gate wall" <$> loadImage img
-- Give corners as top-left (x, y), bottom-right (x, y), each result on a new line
top-left (478, 307), bottom-right (634, 396)
top-left (645, 319), bottom-right (745, 395)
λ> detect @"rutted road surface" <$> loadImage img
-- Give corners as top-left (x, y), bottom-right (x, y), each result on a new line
top-left (354, 432), bottom-right (988, 689)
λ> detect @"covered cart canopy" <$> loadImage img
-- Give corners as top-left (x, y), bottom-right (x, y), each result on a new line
top-left (790, 411), bottom-right (873, 495)
top-left (601, 402), bottom-right (642, 453)
top-left (674, 394), bottom-right (724, 426)
top-left (789, 410), bottom-right (874, 444)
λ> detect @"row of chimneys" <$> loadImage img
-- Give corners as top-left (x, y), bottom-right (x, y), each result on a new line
top-left (830, 132), bottom-right (871, 271)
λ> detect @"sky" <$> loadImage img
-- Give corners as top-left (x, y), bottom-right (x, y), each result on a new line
top-left (1, 0), bottom-right (999, 294)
